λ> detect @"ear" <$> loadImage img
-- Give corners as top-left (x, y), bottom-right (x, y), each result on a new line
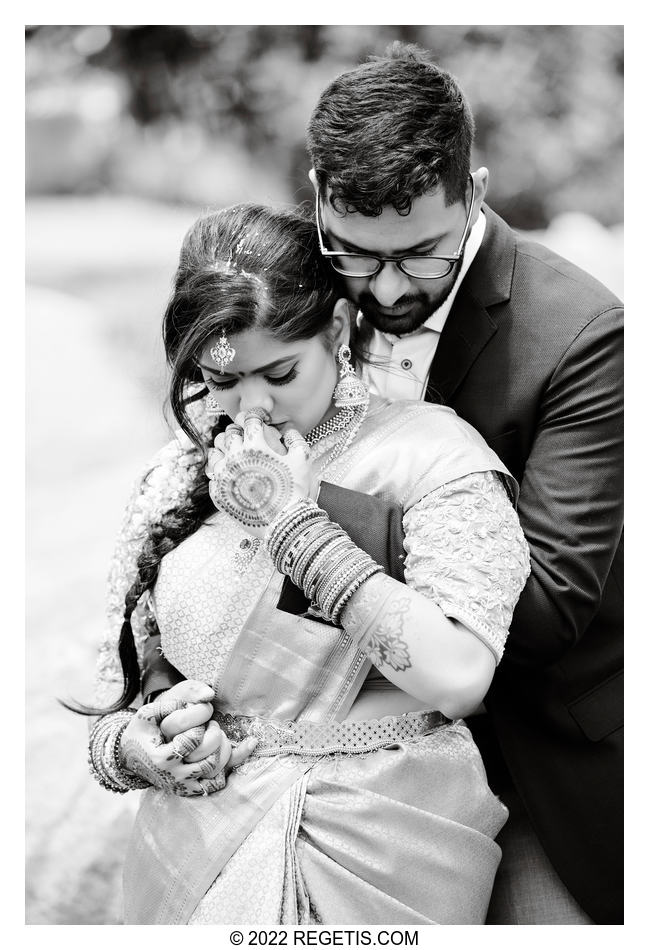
top-left (471, 167), bottom-right (489, 220)
top-left (331, 298), bottom-right (351, 349)
top-left (308, 167), bottom-right (318, 196)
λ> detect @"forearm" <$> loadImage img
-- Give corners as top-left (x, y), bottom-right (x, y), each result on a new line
top-left (340, 572), bottom-right (496, 718)
top-left (139, 485), bottom-right (407, 695)
top-left (265, 496), bottom-right (500, 719)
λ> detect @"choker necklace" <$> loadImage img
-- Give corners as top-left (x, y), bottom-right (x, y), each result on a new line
top-left (306, 407), bottom-right (354, 446)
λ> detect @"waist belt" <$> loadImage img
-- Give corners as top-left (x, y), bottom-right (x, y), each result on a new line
top-left (214, 709), bottom-right (450, 758)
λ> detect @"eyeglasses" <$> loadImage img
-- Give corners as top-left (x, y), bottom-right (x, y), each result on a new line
top-left (315, 176), bottom-right (475, 280)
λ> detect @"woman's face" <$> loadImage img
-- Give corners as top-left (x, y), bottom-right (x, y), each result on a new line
top-left (198, 327), bottom-right (342, 437)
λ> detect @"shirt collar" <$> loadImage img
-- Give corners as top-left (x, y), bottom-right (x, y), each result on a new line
top-left (422, 209), bottom-right (486, 333)
top-left (356, 209), bottom-right (487, 345)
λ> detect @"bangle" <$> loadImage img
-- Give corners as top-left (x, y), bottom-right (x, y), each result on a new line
top-left (88, 709), bottom-right (150, 793)
top-left (265, 499), bottom-right (383, 625)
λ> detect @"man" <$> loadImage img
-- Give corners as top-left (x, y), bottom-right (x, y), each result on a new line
top-left (304, 43), bottom-right (623, 925)
top-left (135, 43), bottom-right (622, 924)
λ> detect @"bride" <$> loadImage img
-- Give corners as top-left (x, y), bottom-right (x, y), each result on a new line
top-left (79, 202), bottom-right (529, 924)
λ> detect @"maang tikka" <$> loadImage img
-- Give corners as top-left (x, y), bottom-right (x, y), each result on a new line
top-left (333, 344), bottom-right (369, 409)
top-left (210, 330), bottom-right (236, 373)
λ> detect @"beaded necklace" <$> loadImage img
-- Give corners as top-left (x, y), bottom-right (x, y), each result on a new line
top-left (305, 407), bottom-right (354, 445)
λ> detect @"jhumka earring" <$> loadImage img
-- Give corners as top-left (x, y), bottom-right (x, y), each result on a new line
top-left (333, 344), bottom-right (369, 409)
top-left (210, 330), bottom-right (236, 373)
top-left (204, 393), bottom-right (224, 416)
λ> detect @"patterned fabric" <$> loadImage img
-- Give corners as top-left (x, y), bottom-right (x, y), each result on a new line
top-left (110, 395), bottom-right (528, 923)
top-left (152, 513), bottom-right (276, 684)
top-left (189, 724), bottom-right (507, 925)
top-left (402, 471), bottom-right (531, 662)
top-left (213, 709), bottom-right (448, 757)
top-left (95, 435), bottom-right (205, 709)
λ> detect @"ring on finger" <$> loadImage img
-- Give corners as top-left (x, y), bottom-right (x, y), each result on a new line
top-left (171, 731), bottom-right (202, 761)
top-left (283, 430), bottom-right (310, 456)
top-left (244, 407), bottom-right (271, 425)
top-left (224, 424), bottom-right (244, 450)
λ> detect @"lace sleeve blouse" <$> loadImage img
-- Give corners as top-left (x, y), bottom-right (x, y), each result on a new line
top-left (402, 470), bottom-right (530, 662)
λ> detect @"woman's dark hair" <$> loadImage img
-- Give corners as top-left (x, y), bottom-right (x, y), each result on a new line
top-left (68, 203), bottom-right (343, 715)
top-left (306, 42), bottom-right (475, 216)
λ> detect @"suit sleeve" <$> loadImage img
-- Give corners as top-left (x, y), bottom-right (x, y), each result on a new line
top-left (505, 306), bottom-right (623, 667)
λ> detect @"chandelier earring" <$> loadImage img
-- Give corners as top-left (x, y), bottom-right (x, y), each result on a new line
top-left (204, 392), bottom-right (225, 417)
top-left (333, 344), bottom-right (369, 410)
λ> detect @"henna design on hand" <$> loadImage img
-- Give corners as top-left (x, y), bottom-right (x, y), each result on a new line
top-left (121, 737), bottom-right (196, 797)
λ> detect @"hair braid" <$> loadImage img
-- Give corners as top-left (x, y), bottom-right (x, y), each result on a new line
top-left (65, 466), bottom-right (213, 715)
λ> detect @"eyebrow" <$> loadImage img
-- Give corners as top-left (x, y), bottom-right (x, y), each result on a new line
top-left (199, 354), bottom-right (298, 376)
top-left (325, 225), bottom-right (446, 257)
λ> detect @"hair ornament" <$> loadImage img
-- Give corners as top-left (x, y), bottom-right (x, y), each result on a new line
top-left (210, 330), bottom-right (236, 373)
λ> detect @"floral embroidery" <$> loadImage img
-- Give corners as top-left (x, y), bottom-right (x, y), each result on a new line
top-left (402, 470), bottom-right (530, 662)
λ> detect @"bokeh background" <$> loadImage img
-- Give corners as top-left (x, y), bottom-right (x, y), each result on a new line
top-left (25, 24), bottom-right (623, 924)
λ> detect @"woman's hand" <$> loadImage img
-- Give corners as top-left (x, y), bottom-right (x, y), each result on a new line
top-left (119, 681), bottom-right (258, 797)
top-left (206, 409), bottom-right (315, 539)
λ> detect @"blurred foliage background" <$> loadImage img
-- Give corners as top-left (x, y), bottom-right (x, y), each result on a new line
top-left (26, 24), bottom-right (623, 226)
top-left (25, 25), bottom-right (623, 924)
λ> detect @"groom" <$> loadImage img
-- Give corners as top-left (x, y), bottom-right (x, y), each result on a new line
top-left (303, 43), bottom-right (623, 925)
top-left (138, 44), bottom-right (623, 924)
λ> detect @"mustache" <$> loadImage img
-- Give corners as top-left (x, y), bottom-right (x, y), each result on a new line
top-left (358, 291), bottom-right (427, 310)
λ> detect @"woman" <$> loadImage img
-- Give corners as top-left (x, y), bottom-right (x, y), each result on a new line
top-left (81, 203), bottom-right (530, 925)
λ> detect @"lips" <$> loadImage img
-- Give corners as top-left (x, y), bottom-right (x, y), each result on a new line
top-left (375, 303), bottom-right (414, 317)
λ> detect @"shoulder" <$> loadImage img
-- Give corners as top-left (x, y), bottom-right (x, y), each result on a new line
top-left (362, 398), bottom-right (515, 507)
top-left (478, 207), bottom-right (622, 328)
top-left (128, 432), bottom-right (203, 524)
top-left (514, 233), bottom-right (622, 314)
top-left (369, 398), bottom-right (489, 446)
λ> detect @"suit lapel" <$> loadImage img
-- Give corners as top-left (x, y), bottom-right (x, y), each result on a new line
top-left (426, 206), bottom-right (516, 404)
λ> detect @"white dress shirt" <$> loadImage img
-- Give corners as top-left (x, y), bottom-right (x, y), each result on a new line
top-left (360, 211), bottom-right (486, 401)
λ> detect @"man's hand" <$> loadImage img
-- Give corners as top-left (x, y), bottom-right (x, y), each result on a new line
top-left (118, 681), bottom-right (257, 796)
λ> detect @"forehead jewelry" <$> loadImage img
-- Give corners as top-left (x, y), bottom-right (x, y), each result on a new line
top-left (210, 330), bottom-right (236, 373)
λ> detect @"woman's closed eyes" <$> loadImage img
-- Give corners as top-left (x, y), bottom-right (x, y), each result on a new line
top-left (207, 365), bottom-right (299, 390)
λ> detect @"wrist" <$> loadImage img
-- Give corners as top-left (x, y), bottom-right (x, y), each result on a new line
top-left (88, 710), bottom-right (150, 794)
top-left (266, 499), bottom-right (383, 624)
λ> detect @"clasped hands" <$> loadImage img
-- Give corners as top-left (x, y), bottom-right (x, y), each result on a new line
top-left (119, 681), bottom-right (258, 797)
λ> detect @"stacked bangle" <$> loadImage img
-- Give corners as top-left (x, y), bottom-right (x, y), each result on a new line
top-left (266, 499), bottom-right (383, 624)
top-left (88, 709), bottom-right (150, 794)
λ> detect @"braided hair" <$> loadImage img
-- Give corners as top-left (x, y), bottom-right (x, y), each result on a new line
top-left (68, 203), bottom-right (343, 715)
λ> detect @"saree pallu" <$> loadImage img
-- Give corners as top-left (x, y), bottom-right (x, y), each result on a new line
top-left (123, 399), bottom-right (515, 924)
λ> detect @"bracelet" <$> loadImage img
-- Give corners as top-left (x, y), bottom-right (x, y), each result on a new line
top-left (88, 709), bottom-right (150, 794)
top-left (265, 499), bottom-right (384, 625)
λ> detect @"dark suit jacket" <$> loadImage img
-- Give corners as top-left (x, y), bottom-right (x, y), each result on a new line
top-left (424, 206), bottom-right (623, 923)
top-left (141, 206), bottom-right (623, 923)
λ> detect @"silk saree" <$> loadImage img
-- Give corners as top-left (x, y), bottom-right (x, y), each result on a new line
top-left (96, 396), bottom-right (529, 924)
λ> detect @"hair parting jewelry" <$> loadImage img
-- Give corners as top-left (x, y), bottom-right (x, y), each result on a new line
top-left (210, 330), bottom-right (236, 373)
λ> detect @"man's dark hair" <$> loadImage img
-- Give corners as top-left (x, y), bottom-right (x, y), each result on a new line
top-left (306, 42), bottom-right (475, 216)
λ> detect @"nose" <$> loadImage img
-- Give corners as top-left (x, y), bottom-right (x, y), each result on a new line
top-left (368, 262), bottom-right (412, 307)
top-left (238, 379), bottom-right (274, 417)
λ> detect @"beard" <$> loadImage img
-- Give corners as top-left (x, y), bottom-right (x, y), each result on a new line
top-left (356, 263), bottom-right (463, 336)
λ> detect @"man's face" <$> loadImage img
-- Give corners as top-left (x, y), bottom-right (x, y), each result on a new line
top-left (319, 187), bottom-right (471, 335)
